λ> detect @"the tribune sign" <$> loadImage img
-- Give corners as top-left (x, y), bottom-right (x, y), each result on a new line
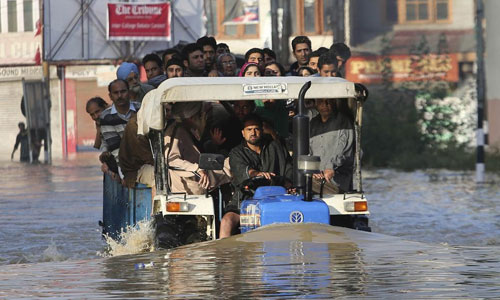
top-left (107, 3), bottom-right (171, 41)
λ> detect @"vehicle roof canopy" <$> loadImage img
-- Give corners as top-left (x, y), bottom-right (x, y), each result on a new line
top-left (137, 77), bottom-right (357, 135)
top-left (157, 76), bottom-right (355, 102)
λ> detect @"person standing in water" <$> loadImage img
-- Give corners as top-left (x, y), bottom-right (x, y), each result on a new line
top-left (11, 122), bottom-right (30, 162)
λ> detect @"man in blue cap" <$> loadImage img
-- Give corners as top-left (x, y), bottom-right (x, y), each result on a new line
top-left (116, 62), bottom-right (154, 103)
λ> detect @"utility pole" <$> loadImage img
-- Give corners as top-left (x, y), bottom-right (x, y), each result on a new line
top-left (271, 0), bottom-right (280, 55)
top-left (279, 0), bottom-right (290, 67)
top-left (475, 0), bottom-right (486, 182)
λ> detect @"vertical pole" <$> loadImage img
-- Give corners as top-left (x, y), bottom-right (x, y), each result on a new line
top-left (344, 0), bottom-right (351, 46)
top-left (59, 65), bottom-right (68, 159)
top-left (80, 0), bottom-right (84, 58)
top-left (271, 0), bottom-right (279, 52)
top-left (355, 100), bottom-right (363, 192)
top-left (170, 0), bottom-right (175, 46)
top-left (475, 0), bottom-right (486, 183)
top-left (22, 78), bottom-right (34, 163)
top-left (280, 0), bottom-right (290, 67)
top-left (43, 61), bottom-right (52, 164)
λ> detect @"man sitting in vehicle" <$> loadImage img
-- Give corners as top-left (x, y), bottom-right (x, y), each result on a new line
top-left (310, 98), bottom-right (355, 194)
top-left (219, 113), bottom-right (293, 238)
top-left (165, 102), bottom-right (231, 195)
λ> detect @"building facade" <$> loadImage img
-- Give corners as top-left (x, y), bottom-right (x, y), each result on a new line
top-left (0, 0), bottom-right (64, 161)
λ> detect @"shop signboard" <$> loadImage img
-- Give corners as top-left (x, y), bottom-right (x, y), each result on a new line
top-left (346, 54), bottom-right (459, 83)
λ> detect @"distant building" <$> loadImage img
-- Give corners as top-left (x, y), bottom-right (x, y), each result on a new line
top-left (0, 0), bottom-right (63, 160)
top-left (204, 0), bottom-right (336, 58)
top-left (346, 0), bottom-right (475, 85)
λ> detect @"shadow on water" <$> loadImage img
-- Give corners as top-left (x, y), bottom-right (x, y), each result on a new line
top-left (0, 224), bottom-right (498, 299)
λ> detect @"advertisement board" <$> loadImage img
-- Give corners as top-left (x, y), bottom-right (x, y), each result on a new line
top-left (107, 2), bottom-right (171, 41)
top-left (346, 54), bottom-right (459, 83)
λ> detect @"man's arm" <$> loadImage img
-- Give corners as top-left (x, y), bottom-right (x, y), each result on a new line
top-left (229, 147), bottom-right (255, 186)
top-left (165, 127), bottom-right (199, 176)
top-left (330, 128), bottom-right (355, 170)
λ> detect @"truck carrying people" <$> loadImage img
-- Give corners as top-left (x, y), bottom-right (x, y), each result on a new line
top-left (94, 37), bottom-right (370, 248)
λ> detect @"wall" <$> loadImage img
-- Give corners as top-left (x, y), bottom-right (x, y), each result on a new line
top-left (351, 0), bottom-right (475, 47)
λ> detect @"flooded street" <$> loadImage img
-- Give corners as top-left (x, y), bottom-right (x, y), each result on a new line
top-left (0, 154), bottom-right (499, 298)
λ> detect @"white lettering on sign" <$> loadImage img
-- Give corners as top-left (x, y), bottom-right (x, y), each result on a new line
top-left (242, 83), bottom-right (288, 96)
top-left (0, 66), bottom-right (42, 80)
top-left (0, 34), bottom-right (41, 64)
top-left (66, 67), bottom-right (97, 79)
top-left (115, 4), bottom-right (162, 16)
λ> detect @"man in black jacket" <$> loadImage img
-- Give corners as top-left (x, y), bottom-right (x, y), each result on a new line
top-left (287, 36), bottom-right (312, 76)
top-left (219, 114), bottom-right (292, 238)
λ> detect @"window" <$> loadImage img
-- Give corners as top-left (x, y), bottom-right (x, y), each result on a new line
top-left (396, 0), bottom-right (451, 24)
top-left (205, 0), bottom-right (259, 39)
top-left (24, 0), bottom-right (33, 32)
top-left (291, 0), bottom-right (333, 35)
top-left (8, 0), bottom-right (17, 32)
top-left (435, 0), bottom-right (449, 20)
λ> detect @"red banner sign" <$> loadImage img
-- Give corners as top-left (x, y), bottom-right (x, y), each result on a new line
top-left (107, 3), bottom-right (171, 41)
top-left (346, 54), bottom-right (459, 84)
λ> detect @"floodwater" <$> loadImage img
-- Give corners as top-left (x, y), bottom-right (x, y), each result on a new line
top-left (0, 153), bottom-right (499, 298)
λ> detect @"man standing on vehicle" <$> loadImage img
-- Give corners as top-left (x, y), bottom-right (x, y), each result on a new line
top-left (330, 42), bottom-right (351, 77)
top-left (287, 36), bottom-right (312, 76)
top-left (219, 114), bottom-right (293, 238)
top-left (318, 51), bottom-right (339, 77)
top-left (116, 62), bottom-right (154, 103)
top-left (164, 58), bottom-right (185, 79)
top-left (182, 43), bottom-right (206, 77)
top-left (197, 36), bottom-right (217, 73)
top-left (99, 79), bottom-right (141, 178)
top-left (142, 53), bottom-right (167, 87)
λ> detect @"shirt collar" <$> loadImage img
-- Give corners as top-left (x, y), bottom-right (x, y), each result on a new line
top-left (110, 102), bottom-right (136, 115)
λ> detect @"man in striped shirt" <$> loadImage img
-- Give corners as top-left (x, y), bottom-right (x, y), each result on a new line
top-left (99, 79), bottom-right (141, 176)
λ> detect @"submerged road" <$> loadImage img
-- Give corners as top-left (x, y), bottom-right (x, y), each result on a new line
top-left (0, 153), bottom-right (498, 298)
top-left (0, 224), bottom-right (499, 298)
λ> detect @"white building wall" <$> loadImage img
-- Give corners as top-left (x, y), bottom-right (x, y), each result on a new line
top-left (394, 0), bottom-right (474, 31)
top-left (0, 0), bottom-right (8, 33)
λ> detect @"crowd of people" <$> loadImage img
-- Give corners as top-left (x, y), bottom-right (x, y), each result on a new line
top-left (86, 35), bottom-right (355, 238)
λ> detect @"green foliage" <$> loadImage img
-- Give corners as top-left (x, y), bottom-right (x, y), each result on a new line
top-left (361, 89), bottom-right (476, 170)
top-left (361, 32), bottom-right (483, 170)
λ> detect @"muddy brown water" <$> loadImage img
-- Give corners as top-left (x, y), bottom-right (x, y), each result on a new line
top-left (0, 153), bottom-right (498, 298)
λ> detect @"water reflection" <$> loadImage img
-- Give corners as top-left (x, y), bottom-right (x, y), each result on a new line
top-left (98, 225), bottom-right (499, 299)
top-left (0, 224), bottom-right (498, 298)
top-left (1, 157), bottom-right (499, 298)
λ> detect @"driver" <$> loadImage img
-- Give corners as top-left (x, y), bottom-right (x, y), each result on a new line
top-left (220, 114), bottom-right (292, 238)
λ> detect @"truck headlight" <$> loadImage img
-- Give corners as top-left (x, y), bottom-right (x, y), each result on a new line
top-left (344, 201), bottom-right (368, 212)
